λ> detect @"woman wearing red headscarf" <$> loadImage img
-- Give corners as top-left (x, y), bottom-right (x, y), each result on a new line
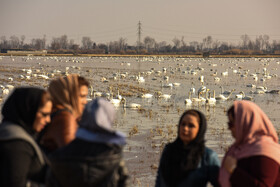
top-left (219, 100), bottom-right (280, 187)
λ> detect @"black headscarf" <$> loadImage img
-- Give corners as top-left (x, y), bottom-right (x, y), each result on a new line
top-left (160, 109), bottom-right (207, 187)
top-left (1, 87), bottom-right (44, 136)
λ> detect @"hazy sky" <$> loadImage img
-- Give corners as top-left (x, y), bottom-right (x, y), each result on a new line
top-left (1, 0), bottom-right (280, 45)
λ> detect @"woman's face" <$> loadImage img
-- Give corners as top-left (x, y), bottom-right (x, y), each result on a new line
top-left (179, 114), bottom-right (200, 145)
top-left (33, 100), bottom-right (52, 132)
top-left (228, 113), bottom-right (236, 139)
top-left (78, 85), bottom-right (88, 115)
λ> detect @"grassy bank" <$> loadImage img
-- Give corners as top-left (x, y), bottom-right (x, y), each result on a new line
top-left (1, 53), bottom-right (280, 58)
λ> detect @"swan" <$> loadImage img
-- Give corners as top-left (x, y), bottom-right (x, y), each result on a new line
top-left (173, 82), bottom-right (181, 87)
top-left (221, 69), bottom-right (228, 76)
top-left (115, 88), bottom-right (122, 100)
top-left (199, 89), bottom-right (208, 103)
top-left (206, 90), bottom-right (216, 105)
top-left (216, 89), bottom-right (235, 101)
top-left (192, 91), bottom-right (202, 102)
top-left (198, 75), bottom-right (204, 83)
top-left (190, 82), bottom-right (195, 95)
top-left (220, 86), bottom-right (231, 95)
top-left (158, 92), bottom-right (172, 99)
top-left (140, 93), bottom-right (153, 99)
top-left (197, 83), bottom-right (206, 97)
top-left (89, 85), bottom-right (94, 97)
top-left (184, 92), bottom-right (192, 105)
top-left (214, 77), bottom-right (221, 82)
top-left (267, 90), bottom-right (280, 94)
top-left (235, 91), bottom-right (245, 99)
top-left (235, 91), bottom-right (253, 100)
top-left (121, 98), bottom-right (141, 109)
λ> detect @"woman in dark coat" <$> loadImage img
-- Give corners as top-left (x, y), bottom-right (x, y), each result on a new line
top-left (46, 98), bottom-right (128, 187)
top-left (0, 87), bottom-right (52, 187)
top-left (155, 109), bottom-right (220, 187)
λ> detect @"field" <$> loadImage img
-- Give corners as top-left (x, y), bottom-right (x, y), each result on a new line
top-left (0, 55), bottom-right (280, 186)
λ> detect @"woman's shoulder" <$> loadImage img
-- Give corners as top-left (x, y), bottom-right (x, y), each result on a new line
top-left (51, 109), bottom-right (76, 125)
top-left (0, 139), bottom-right (35, 156)
top-left (203, 147), bottom-right (220, 166)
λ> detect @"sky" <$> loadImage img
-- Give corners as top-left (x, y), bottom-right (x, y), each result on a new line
top-left (1, 0), bottom-right (280, 46)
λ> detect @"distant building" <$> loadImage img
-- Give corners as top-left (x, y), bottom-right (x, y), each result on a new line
top-left (203, 52), bottom-right (210, 58)
top-left (1, 49), bottom-right (47, 55)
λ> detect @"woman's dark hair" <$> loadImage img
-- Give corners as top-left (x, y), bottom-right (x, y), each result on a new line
top-left (227, 105), bottom-right (235, 128)
top-left (161, 109), bottom-right (207, 186)
top-left (179, 110), bottom-right (200, 127)
top-left (78, 76), bottom-right (89, 88)
top-left (227, 105), bottom-right (234, 118)
top-left (39, 91), bottom-right (52, 109)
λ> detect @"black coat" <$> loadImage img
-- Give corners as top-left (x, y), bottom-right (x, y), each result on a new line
top-left (46, 138), bottom-right (128, 187)
top-left (0, 140), bottom-right (46, 187)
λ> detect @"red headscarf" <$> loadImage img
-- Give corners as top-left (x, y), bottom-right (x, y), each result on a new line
top-left (219, 100), bottom-right (280, 187)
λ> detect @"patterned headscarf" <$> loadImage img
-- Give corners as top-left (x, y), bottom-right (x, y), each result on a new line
top-left (48, 74), bottom-right (80, 118)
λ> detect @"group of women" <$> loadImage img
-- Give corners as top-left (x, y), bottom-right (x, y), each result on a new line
top-left (0, 73), bottom-right (279, 187)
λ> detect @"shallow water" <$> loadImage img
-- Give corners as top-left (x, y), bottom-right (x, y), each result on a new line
top-left (0, 56), bottom-right (280, 186)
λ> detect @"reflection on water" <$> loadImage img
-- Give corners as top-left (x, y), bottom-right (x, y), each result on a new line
top-left (0, 56), bottom-right (279, 186)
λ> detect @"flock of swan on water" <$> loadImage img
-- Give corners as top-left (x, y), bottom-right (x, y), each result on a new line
top-left (0, 56), bottom-right (279, 109)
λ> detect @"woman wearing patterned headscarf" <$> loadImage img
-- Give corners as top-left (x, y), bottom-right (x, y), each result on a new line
top-left (219, 100), bottom-right (280, 187)
top-left (40, 74), bottom-right (89, 152)
top-left (46, 98), bottom-right (128, 187)
top-left (0, 87), bottom-right (52, 187)
top-left (155, 109), bottom-right (220, 187)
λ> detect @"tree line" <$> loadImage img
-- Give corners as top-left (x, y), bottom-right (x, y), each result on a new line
top-left (1, 34), bottom-right (280, 55)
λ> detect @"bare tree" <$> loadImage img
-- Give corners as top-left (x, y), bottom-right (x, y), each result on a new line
top-left (0, 36), bottom-right (9, 48)
top-left (60, 35), bottom-right (68, 49)
top-left (81, 36), bottom-right (93, 50)
top-left (143, 36), bottom-right (155, 52)
top-left (172, 37), bottom-right (181, 49)
top-left (118, 37), bottom-right (127, 51)
top-left (181, 36), bottom-right (186, 47)
top-left (20, 35), bottom-right (25, 48)
top-left (263, 35), bottom-right (270, 52)
top-left (202, 36), bottom-right (212, 51)
top-left (190, 41), bottom-right (200, 51)
top-left (241, 34), bottom-right (250, 49)
top-left (50, 37), bottom-right (61, 50)
top-left (10, 35), bottom-right (20, 48)
top-left (31, 38), bottom-right (45, 50)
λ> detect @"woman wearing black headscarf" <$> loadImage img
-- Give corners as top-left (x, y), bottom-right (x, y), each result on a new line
top-left (155, 109), bottom-right (220, 187)
top-left (0, 87), bottom-right (52, 187)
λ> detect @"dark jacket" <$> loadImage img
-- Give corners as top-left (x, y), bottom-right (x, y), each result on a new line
top-left (155, 146), bottom-right (220, 187)
top-left (46, 138), bottom-right (128, 187)
top-left (0, 122), bottom-right (46, 187)
top-left (230, 156), bottom-right (280, 187)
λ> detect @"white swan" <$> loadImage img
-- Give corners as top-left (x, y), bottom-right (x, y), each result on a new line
top-left (206, 90), bottom-right (216, 105)
top-left (185, 92), bottom-right (192, 105)
top-left (121, 98), bottom-right (141, 109)
top-left (192, 91), bottom-right (204, 103)
top-left (216, 89), bottom-right (235, 101)
top-left (235, 91), bottom-right (253, 100)
top-left (235, 91), bottom-right (245, 99)
top-left (220, 86), bottom-right (231, 95)
top-left (156, 91), bottom-right (172, 99)
top-left (140, 93), bottom-right (153, 99)
top-left (190, 82), bottom-right (195, 95)
top-left (197, 82), bottom-right (206, 97)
